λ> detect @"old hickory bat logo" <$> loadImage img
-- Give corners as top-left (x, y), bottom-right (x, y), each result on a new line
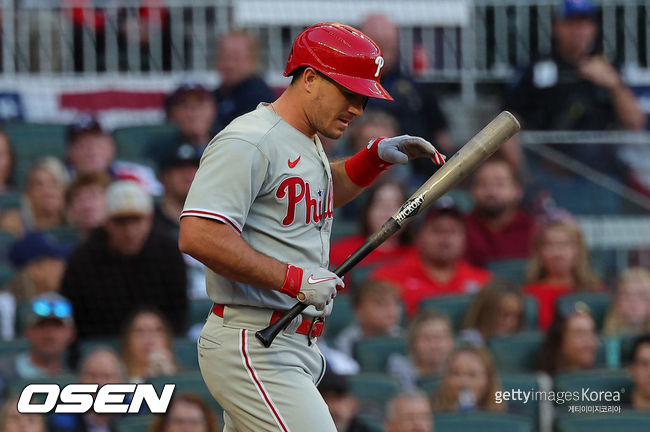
top-left (307, 274), bottom-right (337, 284)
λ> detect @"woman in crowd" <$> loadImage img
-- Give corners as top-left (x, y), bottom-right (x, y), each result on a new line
top-left (603, 267), bottom-right (650, 336)
top-left (388, 310), bottom-right (454, 389)
top-left (539, 302), bottom-right (598, 375)
top-left (330, 179), bottom-right (414, 269)
top-left (148, 393), bottom-right (220, 432)
top-left (0, 396), bottom-right (45, 432)
top-left (523, 216), bottom-right (601, 329)
top-left (121, 307), bottom-right (178, 382)
top-left (0, 157), bottom-right (69, 236)
top-left (65, 172), bottom-right (110, 241)
top-left (430, 346), bottom-right (504, 413)
top-left (460, 279), bottom-right (525, 345)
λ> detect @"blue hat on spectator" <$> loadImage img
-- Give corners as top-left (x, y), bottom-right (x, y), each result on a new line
top-left (556, 0), bottom-right (595, 19)
top-left (9, 232), bottom-right (67, 269)
top-left (158, 143), bottom-right (202, 172)
top-left (68, 113), bottom-right (103, 143)
top-left (424, 195), bottom-right (464, 222)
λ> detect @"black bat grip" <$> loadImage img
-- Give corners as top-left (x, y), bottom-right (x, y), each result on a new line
top-left (255, 219), bottom-right (400, 347)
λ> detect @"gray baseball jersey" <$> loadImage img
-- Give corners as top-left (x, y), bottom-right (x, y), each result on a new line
top-left (181, 103), bottom-right (334, 315)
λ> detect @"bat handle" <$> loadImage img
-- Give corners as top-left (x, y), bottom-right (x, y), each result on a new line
top-left (255, 302), bottom-right (307, 347)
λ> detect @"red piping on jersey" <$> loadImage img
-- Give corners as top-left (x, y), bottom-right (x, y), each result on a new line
top-left (240, 330), bottom-right (290, 432)
top-left (180, 209), bottom-right (242, 234)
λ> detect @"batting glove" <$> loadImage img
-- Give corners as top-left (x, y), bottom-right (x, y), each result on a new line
top-left (279, 264), bottom-right (343, 311)
top-left (376, 135), bottom-right (447, 165)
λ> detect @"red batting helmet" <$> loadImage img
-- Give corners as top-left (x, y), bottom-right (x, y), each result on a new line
top-left (284, 22), bottom-right (394, 101)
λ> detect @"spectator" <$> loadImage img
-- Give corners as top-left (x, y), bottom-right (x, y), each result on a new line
top-left (388, 310), bottom-right (454, 389)
top-left (65, 172), bottom-right (110, 241)
top-left (503, 0), bottom-right (645, 173)
top-left (0, 293), bottom-right (75, 400)
top-left (317, 370), bottom-right (372, 432)
top-left (603, 267), bottom-right (650, 336)
top-left (628, 334), bottom-right (650, 411)
top-left (430, 346), bottom-right (504, 413)
top-left (460, 279), bottom-right (525, 346)
top-left (372, 197), bottom-right (490, 316)
top-left (539, 302), bottom-right (597, 375)
top-left (61, 180), bottom-right (188, 338)
top-left (3, 232), bottom-right (67, 302)
top-left (523, 216), bottom-right (601, 329)
top-left (361, 13), bottom-right (452, 182)
top-left (161, 83), bottom-right (218, 155)
top-left (335, 280), bottom-right (402, 358)
top-left (0, 396), bottom-right (45, 432)
top-left (384, 391), bottom-right (433, 432)
top-left (0, 157), bottom-right (69, 236)
top-left (330, 179), bottom-right (414, 268)
top-left (0, 129), bottom-right (15, 194)
top-left (121, 308), bottom-right (177, 382)
top-left (49, 347), bottom-right (126, 432)
top-left (66, 114), bottom-right (161, 195)
top-left (214, 29), bottom-right (274, 128)
top-left (464, 157), bottom-right (535, 268)
top-left (149, 392), bottom-right (220, 432)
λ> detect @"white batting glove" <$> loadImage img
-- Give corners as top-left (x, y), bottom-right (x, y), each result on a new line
top-left (279, 264), bottom-right (344, 311)
top-left (375, 135), bottom-right (446, 166)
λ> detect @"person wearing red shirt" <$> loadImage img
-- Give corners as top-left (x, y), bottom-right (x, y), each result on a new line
top-left (464, 157), bottom-right (535, 268)
top-left (371, 197), bottom-right (491, 316)
top-left (330, 179), bottom-right (415, 268)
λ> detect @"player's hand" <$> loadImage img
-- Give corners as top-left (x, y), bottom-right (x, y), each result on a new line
top-left (279, 264), bottom-right (343, 311)
top-left (376, 135), bottom-right (446, 166)
top-left (578, 56), bottom-right (622, 91)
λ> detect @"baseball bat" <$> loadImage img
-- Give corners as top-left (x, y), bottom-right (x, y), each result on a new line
top-left (255, 111), bottom-right (520, 348)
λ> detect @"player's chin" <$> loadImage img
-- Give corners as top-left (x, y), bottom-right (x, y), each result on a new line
top-left (321, 123), bottom-right (348, 140)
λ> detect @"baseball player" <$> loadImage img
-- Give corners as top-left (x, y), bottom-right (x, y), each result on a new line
top-left (179, 22), bottom-right (446, 432)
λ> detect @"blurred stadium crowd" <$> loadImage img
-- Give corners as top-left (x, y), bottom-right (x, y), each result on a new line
top-left (1, 0), bottom-right (650, 432)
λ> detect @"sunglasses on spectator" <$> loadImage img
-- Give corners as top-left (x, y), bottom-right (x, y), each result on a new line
top-left (32, 298), bottom-right (72, 319)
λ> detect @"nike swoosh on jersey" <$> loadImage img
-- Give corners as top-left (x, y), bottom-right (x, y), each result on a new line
top-left (307, 274), bottom-right (337, 284)
top-left (288, 156), bottom-right (301, 168)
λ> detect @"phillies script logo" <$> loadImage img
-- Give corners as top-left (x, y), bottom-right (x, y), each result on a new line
top-left (276, 177), bottom-right (333, 225)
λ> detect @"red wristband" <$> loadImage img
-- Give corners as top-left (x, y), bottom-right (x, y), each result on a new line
top-left (279, 264), bottom-right (302, 298)
top-left (344, 137), bottom-right (390, 187)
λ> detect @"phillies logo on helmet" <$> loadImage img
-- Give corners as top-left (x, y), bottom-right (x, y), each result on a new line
top-left (374, 56), bottom-right (385, 78)
top-left (276, 177), bottom-right (333, 226)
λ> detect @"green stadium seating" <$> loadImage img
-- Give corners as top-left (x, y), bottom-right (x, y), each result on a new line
top-left (187, 297), bottom-right (212, 330)
top-left (523, 296), bottom-right (539, 330)
top-left (330, 218), bottom-right (357, 241)
top-left (324, 294), bottom-right (355, 342)
top-left (0, 338), bottom-right (28, 357)
top-left (112, 123), bottom-right (179, 161)
top-left (553, 369), bottom-right (633, 407)
top-left (357, 413), bottom-right (384, 432)
top-left (0, 192), bottom-right (21, 210)
top-left (8, 373), bottom-right (77, 396)
top-left (488, 331), bottom-right (544, 372)
top-left (347, 373), bottom-right (401, 410)
top-left (416, 375), bottom-right (441, 395)
top-left (78, 337), bottom-right (121, 357)
top-left (434, 412), bottom-right (533, 432)
top-left (349, 265), bottom-right (377, 287)
top-left (419, 294), bottom-right (475, 331)
top-left (173, 337), bottom-right (198, 371)
top-left (0, 264), bottom-right (15, 287)
top-left (112, 414), bottom-right (155, 432)
top-left (43, 226), bottom-right (80, 248)
top-left (0, 229), bottom-right (16, 260)
top-left (500, 373), bottom-right (541, 430)
top-left (486, 259), bottom-right (528, 285)
top-left (555, 293), bottom-right (611, 331)
top-left (148, 371), bottom-right (222, 415)
top-left (354, 337), bottom-right (407, 373)
top-left (555, 412), bottom-right (650, 432)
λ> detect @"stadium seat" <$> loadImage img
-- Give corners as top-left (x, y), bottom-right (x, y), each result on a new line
top-left (523, 296), bottom-right (539, 330)
top-left (349, 265), bottom-right (377, 287)
top-left (354, 337), bottom-right (407, 373)
top-left (43, 226), bottom-right (80, 249)
top-left (433, 412), bottom-right (533, 432)
top-left (8, 373), bottom-right (77, 396)
top-left (416, 375), bottom-right (441, 395)
top-left (3, 122), bottom-right (68, 160)
top-left (0, 263), bottom-right (15, 287)
top-left (357, 413), bottom-right (384, 432)
top-left (173, 337), bottom-right (198, 371)
top-left (112, 123), bottom-right (179, 161)
top-left (112, 414), bottom-right (155, 432)
top-left (0, 192), bottom-right (21, 210)
top-left (500, 373), bottom-right (541, 430)
top-left (0, 338), bottom-right (28, 357)
top-left (347, 373), bottom-right (401, 411)
top-left (486, 259), bottom-right (528, 285)
top-left (555, 293), bottom-right (612, 331)
top-left (419, 294), bottom-right (475, 331)
top-left (148, 371), bottom-right (221, 415)
top-left (555, 412), bottom-right (650, 432)
top-left (324, 294), bottom-right (355, 342)
top-left (187, 297), bottom-right (212, 330)
top-left (330, 218), bottom-right (357, 241)
top-left (0, 229), bottom-right (16, 261)
top-left (553, 369), bottom-right (633, 407)
top-left (488, 331), bottom-right (544, 372)
top-left (78, 337), bottom-right (121, 357)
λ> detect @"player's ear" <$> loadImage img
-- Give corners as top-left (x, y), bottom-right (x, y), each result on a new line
top-left (302, 67), bottom-right (320, 94)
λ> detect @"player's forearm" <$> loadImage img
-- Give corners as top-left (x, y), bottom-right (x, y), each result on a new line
top-left (609, 84), bottom-right (647, 130)
top-left (179, 216), bottom-right (286, 291)
top-left (330, 159), bottom-right (365, 208)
